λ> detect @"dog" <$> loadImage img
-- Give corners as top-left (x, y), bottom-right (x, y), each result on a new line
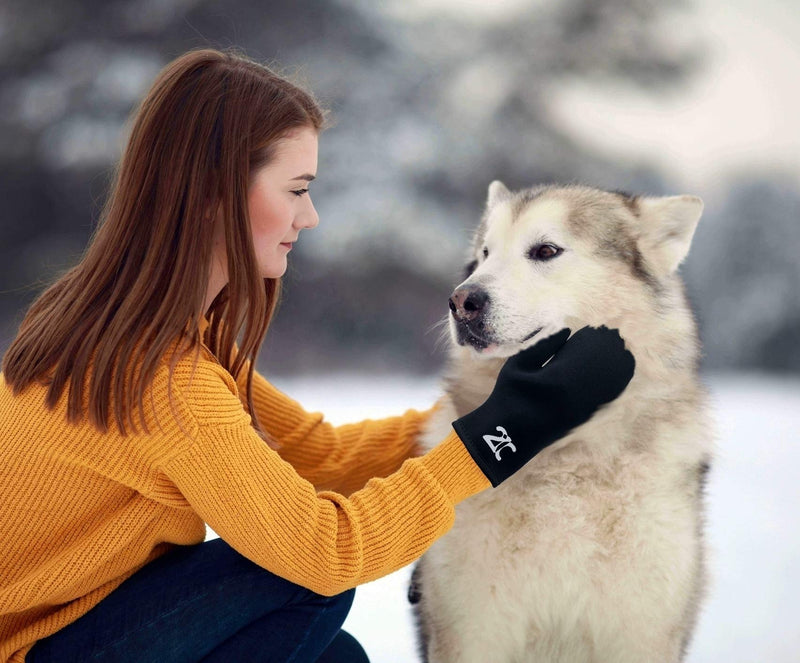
top-left (410, 181), bottom-right (713, 662)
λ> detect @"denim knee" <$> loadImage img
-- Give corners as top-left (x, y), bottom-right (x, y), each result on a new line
top-left (318, 629), bottom-right (370, 663)
top-left (333, 587), bottom-right (355, 612)
top-left (319, 586), bottom-right (356, 625)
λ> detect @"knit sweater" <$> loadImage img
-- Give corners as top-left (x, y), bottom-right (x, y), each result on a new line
top-left (0, 331), bottom-right (490, 662)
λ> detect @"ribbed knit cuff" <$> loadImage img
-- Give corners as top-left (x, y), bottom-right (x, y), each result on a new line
top-left (417, 431), bottom-right (491, 503)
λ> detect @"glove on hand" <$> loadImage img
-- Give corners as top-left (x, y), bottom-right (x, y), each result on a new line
top-left (452, 326), bottom-right (635, 487)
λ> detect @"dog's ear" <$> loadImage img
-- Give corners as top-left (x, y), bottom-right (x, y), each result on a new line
top-left (637, 195), bottom-right (703, 276)
top-left (487, 180), bottom-right (511, 209)
top-left (470, 181), bottom-right (512, 260)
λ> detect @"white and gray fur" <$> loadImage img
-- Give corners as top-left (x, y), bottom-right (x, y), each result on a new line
top-left (411, 182), bottom-right (713, 663)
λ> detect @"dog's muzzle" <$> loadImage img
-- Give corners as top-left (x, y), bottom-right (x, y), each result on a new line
top-left (449, 286), bottom-right (494, 349)
top-left (449, 286), bottom-right (489, 323)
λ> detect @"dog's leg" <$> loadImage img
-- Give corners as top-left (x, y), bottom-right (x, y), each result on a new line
top-left (408, 561), bottom-right (431, 663)
top-left (414, 549), bottom-right (526, 663)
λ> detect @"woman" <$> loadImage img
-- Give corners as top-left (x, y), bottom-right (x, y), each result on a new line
top-left (0, 49), bottom-right (634, 662)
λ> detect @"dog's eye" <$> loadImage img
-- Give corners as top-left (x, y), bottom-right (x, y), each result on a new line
top-left (482, 247), bottom-right (489, 258)
top-left (528, 243), bottom-right (562, 261)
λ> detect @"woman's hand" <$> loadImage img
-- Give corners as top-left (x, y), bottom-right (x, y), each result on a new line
top-left (452, 326), bottom-right (636, 486)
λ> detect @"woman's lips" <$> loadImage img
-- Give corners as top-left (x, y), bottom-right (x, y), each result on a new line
top-left (280, 242), bottom-right (293, 250)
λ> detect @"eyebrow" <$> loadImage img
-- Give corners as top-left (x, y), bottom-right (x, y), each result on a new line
top-left (291, 174), bottom-right (316, 182)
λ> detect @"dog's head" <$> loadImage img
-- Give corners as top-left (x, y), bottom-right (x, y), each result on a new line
top-left (449, 181), bottom-right (703, 359)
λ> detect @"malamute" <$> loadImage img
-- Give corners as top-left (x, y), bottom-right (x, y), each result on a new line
top-left (411, 181), bottom-right (712, 663)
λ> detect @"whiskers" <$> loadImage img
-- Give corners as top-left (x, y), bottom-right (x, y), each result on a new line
top-left (426, 317), bottom-right (452, 354)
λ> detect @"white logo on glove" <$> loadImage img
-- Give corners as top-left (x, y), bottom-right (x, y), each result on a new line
top-left (482, 426), bottom-right (517, 461)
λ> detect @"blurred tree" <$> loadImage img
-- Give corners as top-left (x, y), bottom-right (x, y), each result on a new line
top-left (2, 0), bottom-right (755, 376)
top-left (684, 175), bottom-right (800, 373)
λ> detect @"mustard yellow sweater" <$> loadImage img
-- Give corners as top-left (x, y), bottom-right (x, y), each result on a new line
top-left (0, 333), bottom-right (489, 662)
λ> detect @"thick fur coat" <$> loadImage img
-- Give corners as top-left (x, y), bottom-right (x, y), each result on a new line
top-left (412, 182), bottom-right (713, 663)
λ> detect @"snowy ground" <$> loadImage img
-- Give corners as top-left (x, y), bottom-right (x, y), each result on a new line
top-left (211, 371), bottom-right (800, 662)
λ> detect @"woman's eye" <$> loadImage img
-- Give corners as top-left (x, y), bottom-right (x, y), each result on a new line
top-left (482, 247), bottom-right (489, 258)
top-left (528, 243), bottom-right (562, 261)
top-left (292, 188), bottom-right (309, 197)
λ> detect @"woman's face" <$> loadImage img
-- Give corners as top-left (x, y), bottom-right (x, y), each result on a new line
top-left (246, 126), bottom-right (319, 278)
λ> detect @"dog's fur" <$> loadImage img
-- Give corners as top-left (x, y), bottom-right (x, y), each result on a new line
top-left (411, 182), bottom-right (712, 663)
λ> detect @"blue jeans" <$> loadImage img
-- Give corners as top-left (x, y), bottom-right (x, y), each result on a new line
top-left (26, 538), bottom-right (369, 663)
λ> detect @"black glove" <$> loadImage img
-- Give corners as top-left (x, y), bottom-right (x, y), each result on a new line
top-left (452, 326), bottom-right (635, 486)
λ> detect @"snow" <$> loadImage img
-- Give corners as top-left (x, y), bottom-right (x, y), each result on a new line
top-left (208, 371), bottom-right (800, 661)
top-left (687, 373), bottom-right (800, 662)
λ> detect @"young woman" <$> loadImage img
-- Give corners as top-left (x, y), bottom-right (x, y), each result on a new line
top-left (0, 49), bottom-right (635, 662)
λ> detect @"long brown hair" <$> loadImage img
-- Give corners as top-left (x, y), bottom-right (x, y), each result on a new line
top-left (2, 48), bottom-right (326, 436)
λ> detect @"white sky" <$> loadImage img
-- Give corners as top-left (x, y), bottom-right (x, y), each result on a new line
top-left (544, 0), bottom-right (800, 193)
top-left (392, 0), bottom-right (800, 195)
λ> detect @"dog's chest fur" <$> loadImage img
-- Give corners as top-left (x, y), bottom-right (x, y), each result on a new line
top-left (416, 367), bottom-right (711, 663)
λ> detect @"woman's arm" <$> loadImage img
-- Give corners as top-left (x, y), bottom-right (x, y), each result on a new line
top-left (236, 367), bottom-right (437, 495)
top-left (162, 361), bottom-right (489, 596)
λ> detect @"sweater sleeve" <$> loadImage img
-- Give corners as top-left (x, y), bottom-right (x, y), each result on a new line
top-left (161, 363), bottom-right (490, 596)
top-left (236, 366), bottom-right (436, 495)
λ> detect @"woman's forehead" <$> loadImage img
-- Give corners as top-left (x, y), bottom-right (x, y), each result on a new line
top-left (267, 128), bottom-right (318, 174)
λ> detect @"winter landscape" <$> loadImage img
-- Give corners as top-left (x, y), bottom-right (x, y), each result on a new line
top-left (206, 371), bottom-right (800, 662)
top-left (2, 0), bottom-right (798, 659)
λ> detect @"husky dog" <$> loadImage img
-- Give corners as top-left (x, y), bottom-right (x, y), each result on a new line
top-left (411, 182), bottom-right (712, 663)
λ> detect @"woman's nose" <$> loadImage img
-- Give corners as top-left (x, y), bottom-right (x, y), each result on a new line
top-left (298, 198), bottom-right (319, 230)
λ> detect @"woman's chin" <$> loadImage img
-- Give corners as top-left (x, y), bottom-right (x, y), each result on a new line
top-left (259, 257), bottom-right (289, 279)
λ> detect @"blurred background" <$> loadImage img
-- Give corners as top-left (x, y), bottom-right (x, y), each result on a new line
top-left (1, 0), bottom-right (797, 661)
top-left (2, 0), bottom-right (799, 373)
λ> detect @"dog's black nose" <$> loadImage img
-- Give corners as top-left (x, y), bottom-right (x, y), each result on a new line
top-left (449, 286), bottom-right (489, 322)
